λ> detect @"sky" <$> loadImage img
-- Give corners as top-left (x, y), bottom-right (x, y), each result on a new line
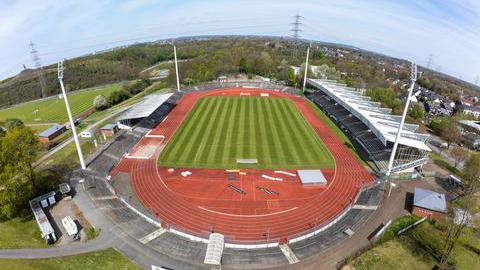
top-left (0, 0), bottom-right (479, 83)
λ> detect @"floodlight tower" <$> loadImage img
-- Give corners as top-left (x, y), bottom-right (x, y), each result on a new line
top-left (58, 61), bottom-right (86, 170)
top-left (385, 62), bottom-right (417, 176)
top-left (302, 45), bottom-right (310, 93)
top-left (173, 41), bottom-right (181, 92)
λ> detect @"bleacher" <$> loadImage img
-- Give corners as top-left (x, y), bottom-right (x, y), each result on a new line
top-left (136, 93), bottom-right (182, 130)
top-left (307, 88), bottom-right (428, 174)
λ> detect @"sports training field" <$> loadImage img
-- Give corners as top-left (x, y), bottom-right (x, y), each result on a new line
top-left (158, 96), bottom-right (335, 169)
top-left (0, 83), bottom-right (121, 124)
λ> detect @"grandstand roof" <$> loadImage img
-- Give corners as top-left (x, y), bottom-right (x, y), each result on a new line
top-left (308, 79), bottom-right (430, 151)
top-left (117, 93), bottom-right (173, 121)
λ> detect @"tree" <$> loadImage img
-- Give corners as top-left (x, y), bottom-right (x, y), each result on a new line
top-left (409, 103), bottom-right (425, 121)
top-left (4, 118), bottom-right (24, 130)
top-left (450, 146), bottom-right (468, 168)
top-left (238, 57), bottom-right (248, 73)
top-left (0, 126), bottom-right (39, 218)
top-left (93, 95), bottom-right (109, 110)
top-left (441, 119), bottom-right (460, 148)
top-left (107, 89), bottom-right (131, 106)
top-left (439, 153), bottom-right (480, 268)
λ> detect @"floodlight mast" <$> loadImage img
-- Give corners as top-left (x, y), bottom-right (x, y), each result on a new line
top-left (385, 62), bottom-right (417, 176)
top-left (173, 41), bottom-right (181, 92)
top-left (57, 61), bottom-right (86, 170)
top-left (302, 45), bottom-right (310, 93)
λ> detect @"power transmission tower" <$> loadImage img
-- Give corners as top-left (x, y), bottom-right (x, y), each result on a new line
top-left (29, 41), bottom-right (48, 98)
top-left (426, 54), bottom-right (433, 69)
top-left (474, 76), bottom-right (479, 86)
top-left (290, 10), bottom-right (303, 57)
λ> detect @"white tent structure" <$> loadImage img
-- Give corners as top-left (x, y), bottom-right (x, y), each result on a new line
top-left (308, 79), bottom-right (430, 174)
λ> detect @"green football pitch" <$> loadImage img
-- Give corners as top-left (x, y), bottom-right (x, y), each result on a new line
top-left (158, 96), bottom-right (335, 169)
top-left (0, 83), bottom-right (121, 124)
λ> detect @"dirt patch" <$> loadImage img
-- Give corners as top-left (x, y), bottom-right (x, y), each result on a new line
top-left (49, 198), bottom-right (95, 246)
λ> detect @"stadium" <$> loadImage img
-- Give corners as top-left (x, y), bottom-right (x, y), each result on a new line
top-left (110, 85), bottom-right (372, 245)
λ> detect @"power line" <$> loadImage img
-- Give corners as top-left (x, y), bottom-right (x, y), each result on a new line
top-left (29, 41), bottom-right (47, 98)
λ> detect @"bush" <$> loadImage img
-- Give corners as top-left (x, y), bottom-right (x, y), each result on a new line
top-left (93, 95), bottom-right (109, 110)
top-left (107, 89), bottom-right (130, 106)
top-left (86, 227), bottom-right (98, 240)
top-left (123, 79), bottom-right (151, 95)
top-left (377, 215), bottom-right (421, 244)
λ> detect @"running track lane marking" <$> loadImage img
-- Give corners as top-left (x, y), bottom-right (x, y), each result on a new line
top-left (139, 227), bottom-right (167, 244)
top-left (279, 244), bottom-right (299, 264)
top-left (198, 206), bottom-right (298, 217)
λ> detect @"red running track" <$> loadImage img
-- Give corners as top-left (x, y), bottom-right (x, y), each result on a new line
top-left (111, 88), bottom-right (373, 243)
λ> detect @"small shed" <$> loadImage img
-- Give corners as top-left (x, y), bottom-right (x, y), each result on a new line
top-left (297, 170), bottom-right (327, 186)
top-left (412, 188), bottom-right (447, 219)
top-left (38, 124), bottom-right (66, 143)
top-left (100, 123), bottom-right (118, 137)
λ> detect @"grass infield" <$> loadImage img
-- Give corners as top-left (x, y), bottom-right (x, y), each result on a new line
top-left (158, 96), bottom-right (335, 169)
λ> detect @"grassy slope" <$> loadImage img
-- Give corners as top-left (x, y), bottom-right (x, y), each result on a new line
top-left (0, 217), bottom-right (47, 249)
top-left (158, 96), bottom-right (334, 169)
top-left (0, 248), bottom-right (141, 270)
top-left (352, 220), bottom-right (480, 270)
top-left (0, 84), bottom-right (121, 124)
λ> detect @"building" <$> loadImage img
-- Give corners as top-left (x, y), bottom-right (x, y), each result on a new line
top-left (459, 120), bottom-right (480, 135)
top-left (412, 188), bottom-right (447, 219)
top-left (462, 132), bottom-right (480, 150)
top-left (458, 101), bottom-right (480, 118)
top-left (100, 123), bottom-right (118, 137)
top-left (37, 124), bottom-right (66, 143)
top-left (116, 93), bottom-right (177, 129)
top-left (308, 79), bottom-right (430, 174)
top-left (29, 191), bottom-right (57, 244)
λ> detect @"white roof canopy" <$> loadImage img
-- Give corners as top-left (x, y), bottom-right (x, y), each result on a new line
top-left (118, 93), bottom-right (173, 121)
top-left (309, 79), bottom-right (430, 151)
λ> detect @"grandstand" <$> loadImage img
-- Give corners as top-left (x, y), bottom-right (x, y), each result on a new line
top-left (307, 79), bottom-right (430, 174)
top-left (116, 93), bottom-right (179, 130)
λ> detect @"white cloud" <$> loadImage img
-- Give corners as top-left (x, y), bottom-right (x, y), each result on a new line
top-left (0, 0), bottom-right (56, 37)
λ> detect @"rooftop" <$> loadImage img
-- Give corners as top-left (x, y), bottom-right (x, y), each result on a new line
top-left (308, 79), bottom-right (430, 151)
top-left (460, 120), bottom-right (480, 131)
top-left (118, 93), bottom-right (173, 121)
top-left (38, 124), bottom-right (65, 137)
top-left (101, 123), bottom-right (117, 130)
top-left (413, 187), bottom-right (447, 213)
top-left (297, 170), bottom-right (328, 185)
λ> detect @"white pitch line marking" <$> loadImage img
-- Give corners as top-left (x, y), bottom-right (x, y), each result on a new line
top-left (279, 244), bottom-right (299, 264)
top-left (139, 227), bottom-right (167, 244)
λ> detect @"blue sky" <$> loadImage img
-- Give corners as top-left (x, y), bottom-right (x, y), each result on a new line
top-left (0, 0), bottom-right (479, 83)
